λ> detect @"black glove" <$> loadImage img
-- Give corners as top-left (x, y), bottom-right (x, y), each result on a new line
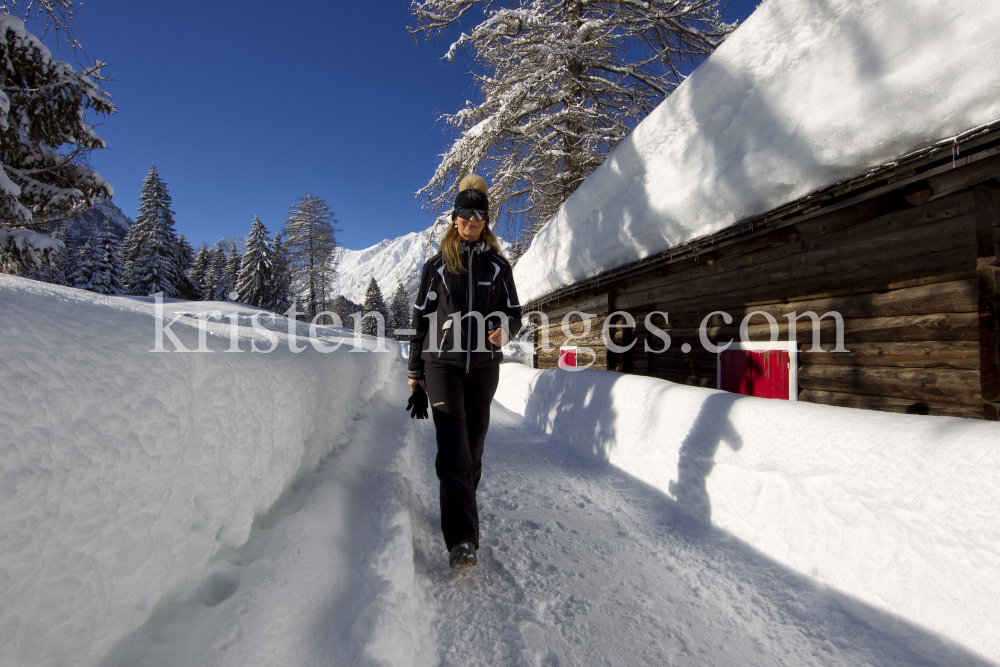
top-left (406, 385), bottom-right (428, 420)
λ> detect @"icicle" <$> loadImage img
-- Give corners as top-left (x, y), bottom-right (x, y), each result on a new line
top-left (952, 137), bottom-right (961, 168)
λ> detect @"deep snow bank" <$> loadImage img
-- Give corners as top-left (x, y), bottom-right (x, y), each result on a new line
top-left (0, 276), bottom-right (398, 667)
top-left (513, 0), bottom-right (1000, 303)
top-left (495, 364), bottom-right (1000, 662)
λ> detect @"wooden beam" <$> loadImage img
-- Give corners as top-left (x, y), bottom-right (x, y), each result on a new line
top-left (799, 341), bottom-right (981, 369)
top-left (799, 389), bottom-right (984, 419)
top-left (542, 292), bottom-right (611, 319)
top-left (663, 312), bottom-right (980, 346)
top-left (631, 246), bottom-right (975, 316)
top-left (975, 186), bottom-right (1000, 404)
top-left (904, 183), bottom-right (932, 205)
top-left (615, 190), bottom-right (973, 299)
top-left (797, 365), bottom-right (982, 403)
top-left (925, 150), bottom-right (1000, 203)
top-left (659, 280), bottom-right (978, 331)
top-left (615, 214), bottom-right (975, 310)
top-left (649, 370), bottom-right (716, 388)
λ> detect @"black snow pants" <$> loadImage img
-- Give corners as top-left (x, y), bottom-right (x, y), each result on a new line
top-left (423, 361), bottom-right (500, 551)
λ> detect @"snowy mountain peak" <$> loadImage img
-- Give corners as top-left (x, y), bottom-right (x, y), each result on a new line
top-left (332, 221), bottom-right (506, 304)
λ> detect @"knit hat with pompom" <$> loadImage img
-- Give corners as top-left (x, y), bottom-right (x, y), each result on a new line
top-left (454, 174), bottom-right (489, 212)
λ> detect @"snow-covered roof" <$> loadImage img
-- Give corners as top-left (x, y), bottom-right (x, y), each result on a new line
top-left (513, 0), bottom-right (1000, 304)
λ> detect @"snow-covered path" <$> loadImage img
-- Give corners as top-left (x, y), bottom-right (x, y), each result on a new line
top-left (98, 364), bottom-right (992, 667)
top-left (411, 400), bottom-right (988, 667)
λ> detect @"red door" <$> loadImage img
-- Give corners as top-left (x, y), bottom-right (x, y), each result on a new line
top-left (720, 349), bottom-right (790, 399)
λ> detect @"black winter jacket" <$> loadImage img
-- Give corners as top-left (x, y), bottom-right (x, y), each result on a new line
top-left (407, 241), bottom-right (522, 379)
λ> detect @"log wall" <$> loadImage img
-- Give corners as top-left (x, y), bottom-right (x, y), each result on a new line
top-left (531, 176), bottom-right (1000, 420)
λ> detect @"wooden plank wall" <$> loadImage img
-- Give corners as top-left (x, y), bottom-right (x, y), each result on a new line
top-left (976, 186), bottom-right (1000, 420)
top-left (534, 182), bottom-right (1000, 420)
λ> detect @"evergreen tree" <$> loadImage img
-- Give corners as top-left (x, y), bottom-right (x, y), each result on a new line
top-left (69, 230), bottom-right (100, 291)
top-left (330, 294), bottom-right (361, 328)
top-left (118, 218), bottom-right (143, 285)
top-left (282, 195), bottom-right (340, 318)
top-left (236, 216), bottom-right (274, 308)
top-left (27, 223), bottom-right (73, 285)
top-left (92, 223), bottom-right (126, 295)
top-left (360, 276), bottom-right (389, 337)
top-left (225, 250), bottom-right (242, 301)
top-left (174, 232), bottom-right (201, 300)
top-left (205, 246), bottom-right (230, 301)
top-left (267, 232), bottom-right (293, 313)
top-left (190, 244), bottom-right (212, 296)
top-left (388, 282), bottom-right (411, 340)
top-left (125, 165), bottom-right (181, 296)
top-left (176, 233), bottom-right (195, 273)
top-left (26, 223), bottom-right (76, 285)
top-left (0, 12), bottom-right (114, 273)
top-left (293, 296), bottom-right (307, 321)
top-left (410, 0), bottom-right (731, 243)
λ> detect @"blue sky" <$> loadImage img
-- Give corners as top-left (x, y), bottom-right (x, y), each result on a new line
top-left (49, 0), bottom-right (760, 251)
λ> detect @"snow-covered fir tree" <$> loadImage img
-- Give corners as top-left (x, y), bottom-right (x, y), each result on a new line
top-left (236, 216), bottom-right (274, 309)
top-left (508, 238), bottom-right (525, 266)
top-left (0, 10), bottom-right (114, 273)
top-left (118, 218), bottom-right (142, 283)
top-left (125, 165), bottom-right (181, 296)
top-left (267, 232), bottom-right (293, 313)
top-left (330, 294), bottom-right (361, 329)
top-left (410, 0), bottom-right (732, 243)
top-left (189, 244), bottom-right (212, 296)
top-left (69, 230), bottom-right (100, 291)
top-left (88, 223), bottom-right (126, 295)
top-left (27, 223), bottom-right (74, 285)
top-left (174, 232), bottom-right (201, 300)
top-left (205, 246), bottom-right (230, 301)
top-left (388, 282), bottom-right (411, 340)
top-left (360, 277), bottom-right (389, 337)
top-left (225, 250), bottom-right (241, 301)
top-left (176, 233), bottom-right (195, 273)
top-left (67, 223), bottom-right (124, 295)
top-left (282, 195), bottom-right (340, 318)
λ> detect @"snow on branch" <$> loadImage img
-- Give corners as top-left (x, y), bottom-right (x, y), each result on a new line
top-left (0, 12), bottom-right (114, 274)
top-left (409, 0), bottom-right (733, 245)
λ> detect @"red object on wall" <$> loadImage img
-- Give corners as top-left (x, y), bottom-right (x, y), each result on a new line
top-left (559, 346), bottom-right (577, 369)
top-left (719, 349), bottom-right (790, 399)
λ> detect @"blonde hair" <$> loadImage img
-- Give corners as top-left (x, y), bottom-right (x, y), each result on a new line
top-left (441, 173), bottom-right (504, 273)
top-left (441, 223), bottom-right (505, 274)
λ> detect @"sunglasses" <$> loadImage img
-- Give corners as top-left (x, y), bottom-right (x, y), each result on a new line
top-left (455, 208), bottom-right (487, 221)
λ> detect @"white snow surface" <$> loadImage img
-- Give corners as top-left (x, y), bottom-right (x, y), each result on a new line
top-left (494, 364), bottom-right (1000, 663)
top-left (3, 275), bottom-right (1000, 667)
top-left (513, 0), bottom-right (1000, 303)
top-left (0, 275), bottom-right (398, 667)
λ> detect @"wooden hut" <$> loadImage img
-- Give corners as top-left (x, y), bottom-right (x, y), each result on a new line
top-left (524, 124), bottom-right (1000, 420)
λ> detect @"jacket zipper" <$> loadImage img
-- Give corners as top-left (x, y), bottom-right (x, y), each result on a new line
top-left (466, 243), bottom-right (474, 373)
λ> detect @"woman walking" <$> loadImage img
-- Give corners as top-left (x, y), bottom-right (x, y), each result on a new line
top-left (406, 174), bottom-right (522, 569)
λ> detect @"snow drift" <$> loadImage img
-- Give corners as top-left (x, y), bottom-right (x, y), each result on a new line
top-left (0, 275), bottom-right (399, 667)
top-left (495, 364), bottom-right (1000, 663)
top-left (513, 0), bottom-right (1000, 303)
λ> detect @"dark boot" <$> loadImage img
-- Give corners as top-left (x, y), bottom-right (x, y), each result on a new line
top-left (449, 541), bottom-right (477, 569)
